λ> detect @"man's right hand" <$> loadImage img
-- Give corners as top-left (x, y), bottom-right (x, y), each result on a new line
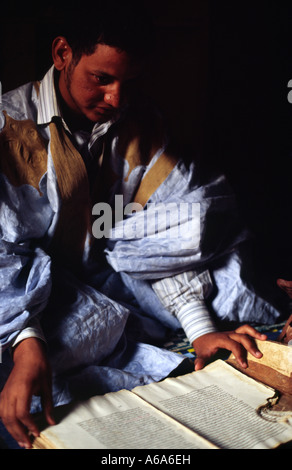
top-left (0, 337), bottom-right (55, 448)
top-left (192, 325), bottom-right (267, 371)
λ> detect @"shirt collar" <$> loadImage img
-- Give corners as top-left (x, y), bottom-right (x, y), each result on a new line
top-left (37, 65), bottom-right (62, 126)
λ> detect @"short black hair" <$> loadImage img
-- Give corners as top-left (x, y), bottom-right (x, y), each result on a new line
top-left (59, 0), bottom-right (155, 64)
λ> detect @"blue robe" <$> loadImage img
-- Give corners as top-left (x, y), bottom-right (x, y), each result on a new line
top-left (0, 79), bottom-right (281, 413)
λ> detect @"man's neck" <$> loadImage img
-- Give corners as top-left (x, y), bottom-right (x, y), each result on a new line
top-left (60, 103), bottom-right (95, 134)
top-left (54, 73), bottom-right (95, 134)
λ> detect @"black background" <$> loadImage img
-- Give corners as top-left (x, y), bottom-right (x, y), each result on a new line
top-left (1, 0), bottom-right (292, 301)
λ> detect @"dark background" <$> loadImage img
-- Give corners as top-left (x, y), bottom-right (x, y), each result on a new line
top-left (1, 0), bottom-right (292, 303)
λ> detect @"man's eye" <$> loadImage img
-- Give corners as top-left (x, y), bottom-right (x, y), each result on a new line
top-left (92, 75), bottom-right (110, 85)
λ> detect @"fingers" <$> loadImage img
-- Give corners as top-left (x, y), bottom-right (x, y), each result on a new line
top-left (192, 326), bottom-right (268, 373)
top-left (195, 331), bottom-right (260, 369)
top-left (233, 325), bottom-right (267, 359)
top-left (2, 418), bottom-right (32, 449)
top-left (0, 338), bottom-right (55, 448)
top-left (41, 381), bottom-right (56, 427)
top-left (227, 330), bottom-right (266, 368)
top-left (0, 374), bottom-right (54, 448)
top-left (212, 334), bottom-right (250, 368)
top-left (235, 324), bottom-right (267, 341)
top-left (0, 382), bottom-right (55, 449)
top-left (0, 395), bottom-right (38, 449)
top-left (194, 357), bottom-right (206, 371)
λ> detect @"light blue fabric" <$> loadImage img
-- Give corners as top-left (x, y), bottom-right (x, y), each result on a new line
top-left (106, 161), bottom-right (248, 277)
top-left (0, 76), bottom-right (189, 413)
top-left (0, 239), bottom-right (52, 349)
top-left (105, 161), bottom-right (281, 326)
top-left (0, 72), bottom-right (282, 415)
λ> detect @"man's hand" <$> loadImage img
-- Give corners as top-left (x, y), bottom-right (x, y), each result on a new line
top-left (192, 325), bottom-right (267, 371)
top-left (0, 337), bottom-right (55, 448)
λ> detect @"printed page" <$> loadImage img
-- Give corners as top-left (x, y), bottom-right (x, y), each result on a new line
top-left (133, 360), bottom-right (292, 449)
top-left (33, 388), bottom-right (216, 449)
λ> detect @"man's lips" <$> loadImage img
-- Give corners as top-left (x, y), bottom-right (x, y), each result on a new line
top-left (93, 107), bottom-right (114, 114)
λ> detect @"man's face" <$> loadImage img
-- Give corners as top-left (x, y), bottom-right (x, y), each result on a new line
top-left (58, 43), bottom-right (141, 124)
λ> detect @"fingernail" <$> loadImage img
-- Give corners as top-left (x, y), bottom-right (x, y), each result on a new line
top-left (18, 441), bottom-right (30, 449)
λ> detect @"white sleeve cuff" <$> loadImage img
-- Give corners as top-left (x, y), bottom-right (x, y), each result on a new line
top-left (152, 270), bottom-right (216, 343)
top-left (176, 301), bottom-right (217, 343)
top-left (11, 318), bottom-right (46, 348)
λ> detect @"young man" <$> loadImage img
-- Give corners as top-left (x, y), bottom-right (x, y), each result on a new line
top-left (0, 1), bottom-right (281, 448)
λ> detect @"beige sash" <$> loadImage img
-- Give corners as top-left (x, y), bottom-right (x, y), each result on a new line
top-left (0, 106), bottom-right (177, 269)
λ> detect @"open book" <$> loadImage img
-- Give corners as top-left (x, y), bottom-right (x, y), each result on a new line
top-left (32, 340), bottom-right (292, 450)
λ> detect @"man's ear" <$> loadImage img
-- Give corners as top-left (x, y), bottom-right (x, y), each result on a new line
top-left (52, 36), bottom-right (73, 71)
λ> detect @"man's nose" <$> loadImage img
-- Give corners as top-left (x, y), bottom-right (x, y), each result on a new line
top-left (104, 84), bottom-right (121, 108)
